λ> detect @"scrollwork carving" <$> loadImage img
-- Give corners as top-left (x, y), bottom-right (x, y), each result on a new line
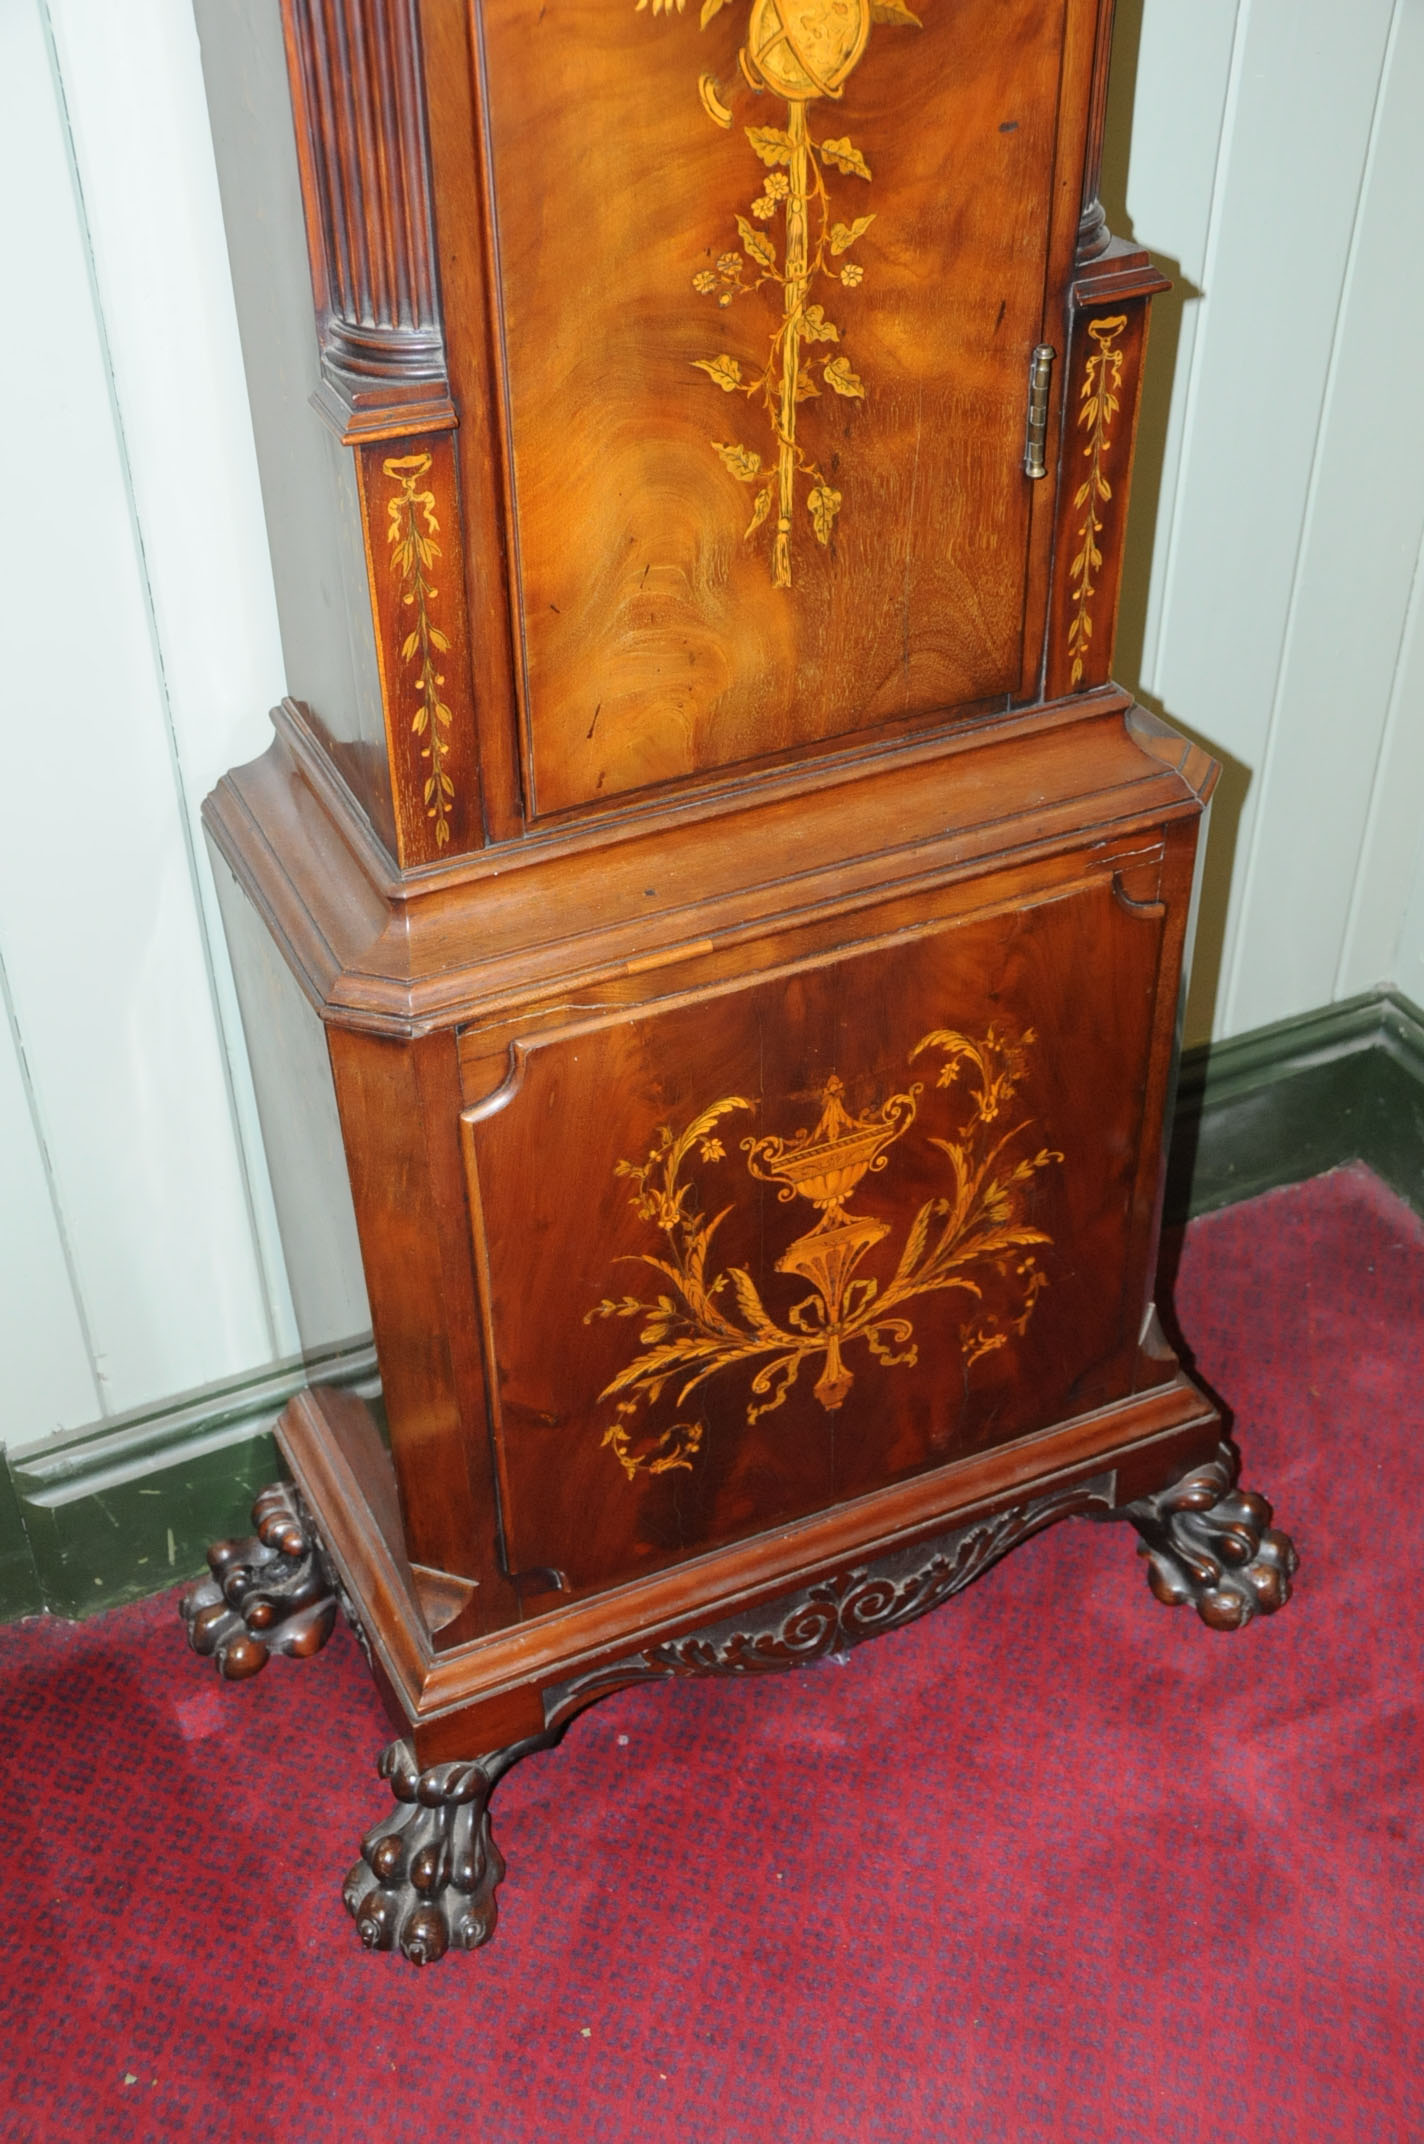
top-left (556, 1475), bottom-right (1117, 1705)
top-left (341, 1474), bottom-right (1116, 1962)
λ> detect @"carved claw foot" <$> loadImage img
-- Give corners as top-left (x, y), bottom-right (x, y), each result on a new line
top-left (344, 1737), bottom-right (548, 1964)
top-left (179, 1481), bottom-right (337, 1679)
top-left (1123, 1440), bottom-right (1298, 1630)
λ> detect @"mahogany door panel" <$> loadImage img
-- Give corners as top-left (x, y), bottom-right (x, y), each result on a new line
top-left (460, 866), bottom-right (1167, 1604)
top-left (464, 0), bottom-right (1072, 816)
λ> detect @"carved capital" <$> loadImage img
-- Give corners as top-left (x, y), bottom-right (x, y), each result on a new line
top-left (180, 1482), bottom-right (338, 1679)
top-left (1075, 0), bottom-right (1118, 263)
top-left (1122, 1440), bottom-right (1298, 1629)
top-left (282, 0), bottom-right (453, 438)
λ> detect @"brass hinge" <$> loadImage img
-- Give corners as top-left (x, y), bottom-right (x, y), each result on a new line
top-left (1023, 343), bottom-right (1055, 479)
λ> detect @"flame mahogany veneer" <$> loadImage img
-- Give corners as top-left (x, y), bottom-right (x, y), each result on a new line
top-left (183, 0), bottom-right (1297, 1963)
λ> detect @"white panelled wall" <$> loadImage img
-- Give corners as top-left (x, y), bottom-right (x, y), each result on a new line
top-left (1, 0), bottom-right (1421, 1449)
top-left (1104, 0), bottom-right (1424, 1039)
top-left (0, 0), bottom-right (298, 1450)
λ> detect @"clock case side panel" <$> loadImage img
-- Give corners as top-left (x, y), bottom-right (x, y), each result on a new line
top-left (209, 848), bottom-right (372, 1361)
top-left (324, 1023), bottom-right (525, 1640)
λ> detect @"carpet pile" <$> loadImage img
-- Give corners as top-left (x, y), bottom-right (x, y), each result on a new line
top-left (0, 1163), bottom-right (1418, 2141)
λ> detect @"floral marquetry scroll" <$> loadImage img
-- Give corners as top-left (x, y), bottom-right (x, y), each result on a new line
top-left (1066, 314), bottom-right (1127, 687)
top-left (640, 0), bottom-right (925, 587)
top-left (1047, 294), bottom-right (1156, 699)
top-left (587, 1024), bottom-right (1061, 1481)
top-left (356, 430), bottom-right (482, 865)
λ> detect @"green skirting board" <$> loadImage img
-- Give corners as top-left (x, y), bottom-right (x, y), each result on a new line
top-left (0, 1339), bottom-right (378, 1623)
top-left (1164, 988), bottom-right (1423, 1223)
top-left (2, 986), bottom-right (1419, 1625)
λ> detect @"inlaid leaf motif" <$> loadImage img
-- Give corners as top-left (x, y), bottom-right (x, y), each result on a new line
top-left (694, 354), bottom-right (745, 392)
top-left (587, 1026), bottom-right (1060, 1480)
top-left (807, 483), bottom-right (842, 543)
top-left (713, 440), bottom-right (763, 481)
top-left (820, 136), bottom-right (872, 181)
top-left (829, 215), bottom-right (875, 254)
top-left (746, 124), bottom-right (794, 166)
top-left (735, 215), bottom-right (777, 268)
top-left (1067, 315), bottom-right (1128, 686)
top-left (383, 450), bottom-right (455, 847)
top-left (642, 0), bottom-right (920, 585)
top-left (589, 1295), bottom-right (649, 1321)
top-left (823, 355), bottom-right (866, 398)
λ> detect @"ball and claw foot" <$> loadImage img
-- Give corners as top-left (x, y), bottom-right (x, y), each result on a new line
top-left (179, 1481), bottom-right (337, 1679)
top-left (344, 1739), bottom-right (538, 1965)
top-left (1124, 1439), bottom-right (1298, 1630)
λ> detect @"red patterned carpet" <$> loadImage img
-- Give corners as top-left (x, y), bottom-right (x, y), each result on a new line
top-left (1, 1162), bottom-right (1419, 2143)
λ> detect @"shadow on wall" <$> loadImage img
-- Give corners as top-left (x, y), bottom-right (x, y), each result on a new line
top-left (1097, 0), bottom-right (1249, 1047)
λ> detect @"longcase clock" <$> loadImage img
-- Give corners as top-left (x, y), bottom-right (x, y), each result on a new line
top-left (181, 0), bottom-right (1298, 1964)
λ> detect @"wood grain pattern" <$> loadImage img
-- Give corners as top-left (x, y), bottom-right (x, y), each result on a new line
top-left (476, 0), bottom-right (1071, 813)
top-left (462, 867), bottom-right (1167, 1601)
top-left (326, 1026), bottom-right (518, 1631)
top-left (208, 692), bottom-right (1214, 1650)
top-left (209, 688), bottom-right (1207, 1034)
top-left (1075, 0), bottom-right (1118, 259)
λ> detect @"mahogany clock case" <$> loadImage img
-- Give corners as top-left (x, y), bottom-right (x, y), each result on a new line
top-left (181, 0), bottom-right (1299, 1965)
